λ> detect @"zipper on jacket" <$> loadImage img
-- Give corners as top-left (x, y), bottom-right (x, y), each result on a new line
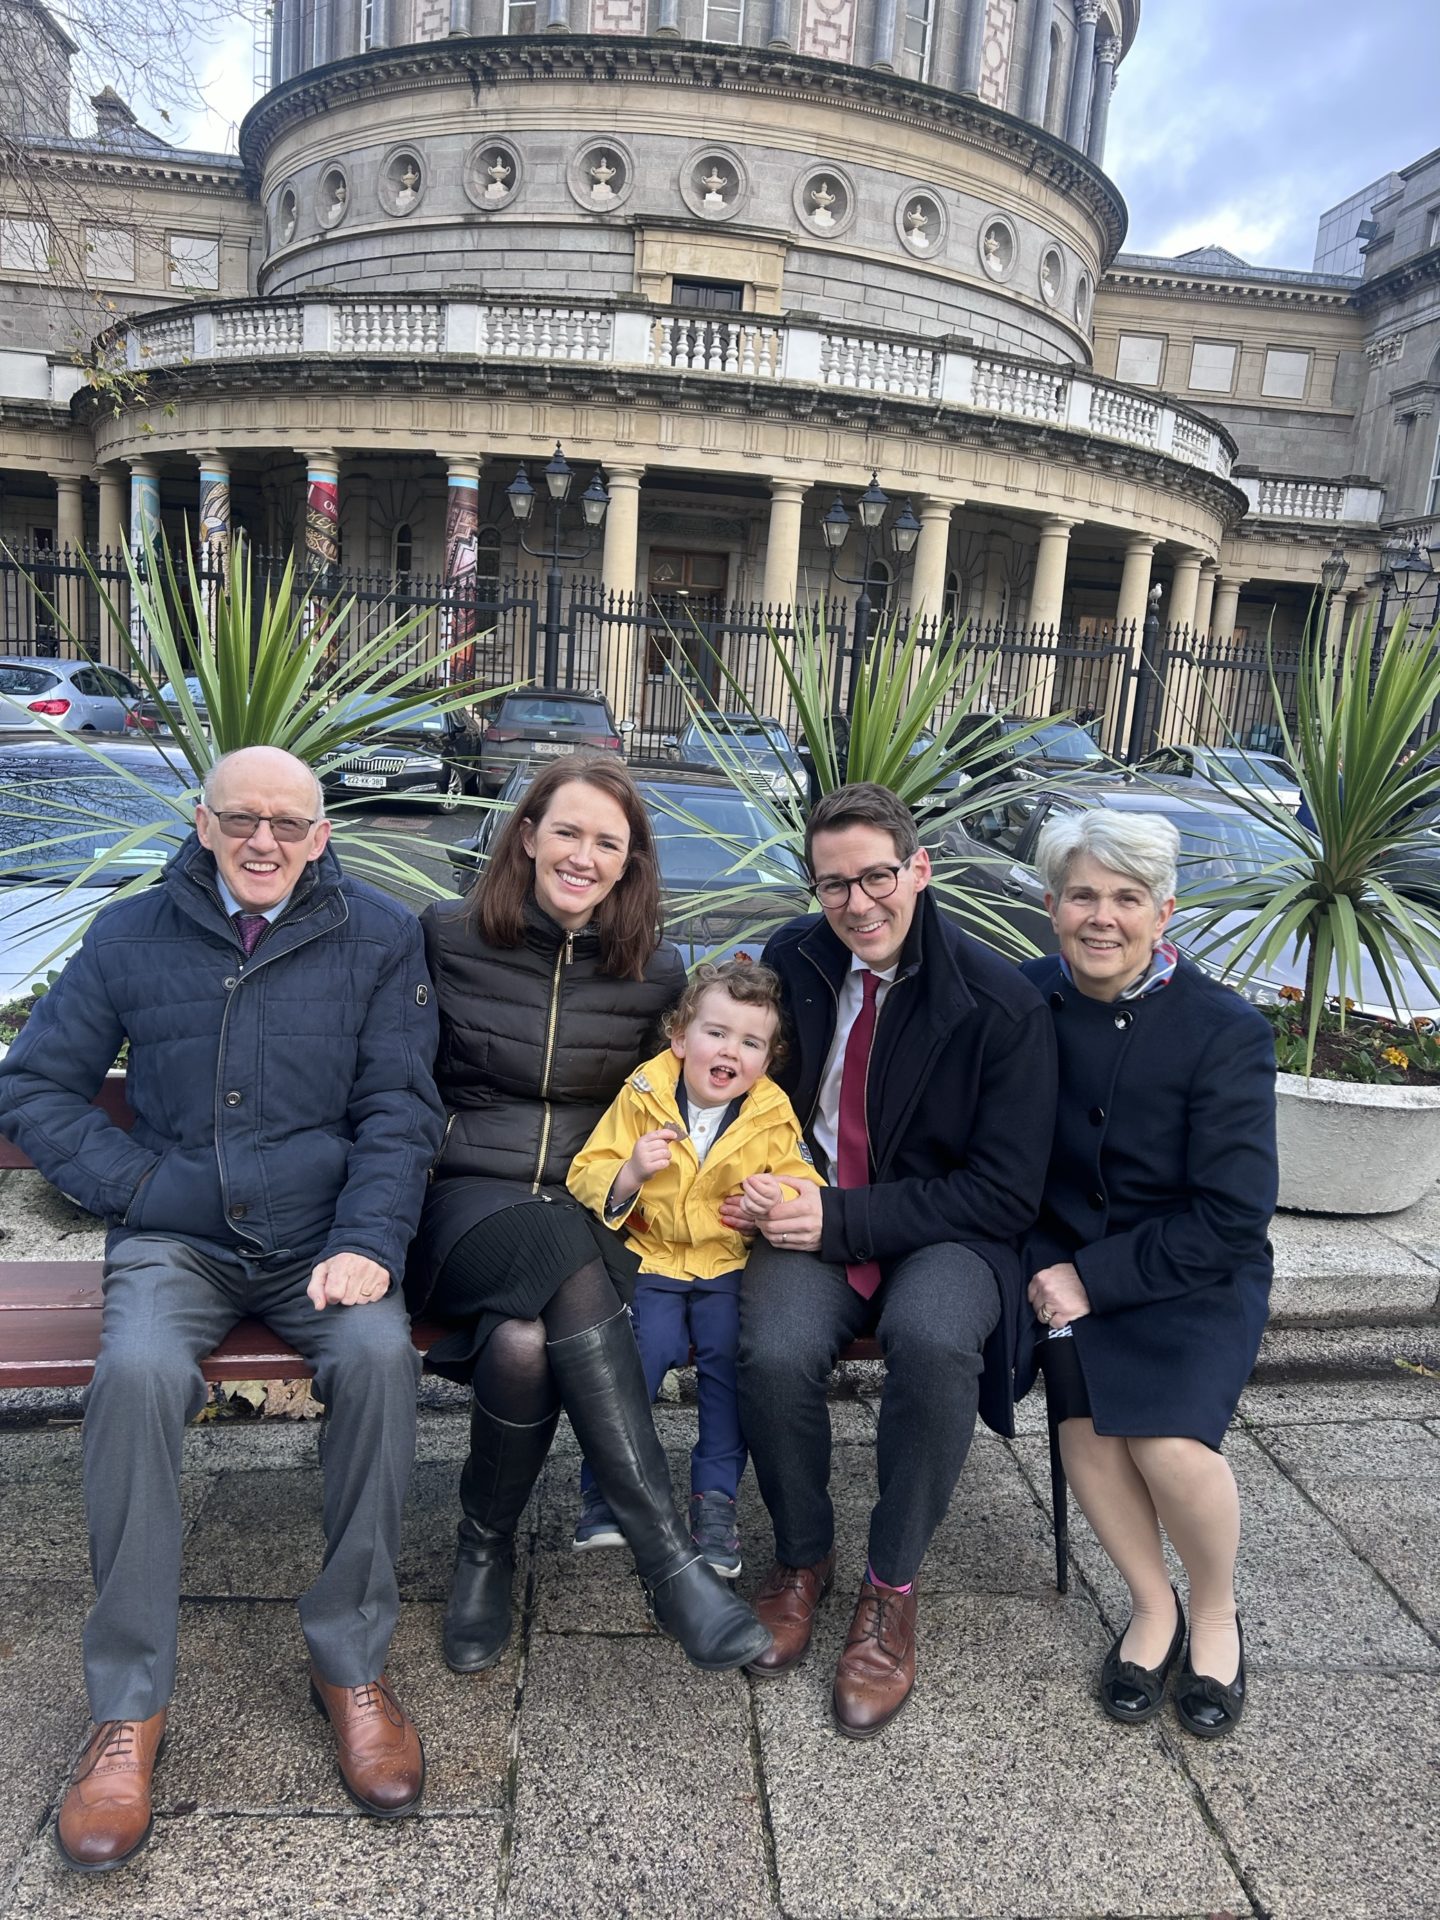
top-left (531, 930), bottom-right (573, 1192)
top-left (429, 1111), bottom-right (456, 1183)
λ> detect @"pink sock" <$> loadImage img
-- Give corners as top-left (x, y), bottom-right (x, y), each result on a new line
top-left (866, 1561), bottom-right (913, 1595)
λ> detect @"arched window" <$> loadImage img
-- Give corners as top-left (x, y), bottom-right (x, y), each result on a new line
top-left (393, 522), bottom-right (413, 582)
top-left (476, 525), bottom-right (502, 589)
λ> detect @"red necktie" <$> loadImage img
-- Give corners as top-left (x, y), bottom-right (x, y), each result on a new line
top-left (837, 970), bottom-right (882, 1299)
top-left (233, 912), bottom-right (268, 956)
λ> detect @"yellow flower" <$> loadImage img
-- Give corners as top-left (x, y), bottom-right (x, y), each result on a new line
top-left (1382, 1047), bottom-right (1409, 1069)
top-left (1278, 985), bottom-right (1304, 1002)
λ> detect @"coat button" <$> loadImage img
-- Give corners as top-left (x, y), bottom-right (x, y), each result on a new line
top-left (1113, 1010), bottom-right (1132, 1029)
top-left (228, 1202), bottom-right (248, 1220)
top-left (224, 1091), bottom-right (242, 1108)
top-left (1089, 1106), bottom-right (1105, 1125)
top-left (1049, 991), bottom-right (1065, 1009)
top-left (223, 976), bottom-right (238, 991)
top-left (1088, 1191), bottom-right (1106, 1210)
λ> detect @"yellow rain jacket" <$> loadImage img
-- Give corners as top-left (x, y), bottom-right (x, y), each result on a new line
top-left (567, 1048), bottom-right (823, 1282)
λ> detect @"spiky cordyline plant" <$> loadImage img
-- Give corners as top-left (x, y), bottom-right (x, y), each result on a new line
top-left (0, 530), bottom-right (515, 963)
top-left (1179, 603), bottom-right (1440, 1076)
top-left (650, 603), bottom-right (1097, 962)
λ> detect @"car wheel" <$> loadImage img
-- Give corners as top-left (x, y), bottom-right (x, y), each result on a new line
top-left (437, 765), bottom-right (466, 813)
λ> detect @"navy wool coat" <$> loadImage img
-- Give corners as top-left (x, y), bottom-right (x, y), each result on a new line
top-left (1018, 953), bottom-right (1277, 1447)
top-left (763, 889), bottom-right (1058, 1437)
top-left (0, 834), bottom-right (444, 1286)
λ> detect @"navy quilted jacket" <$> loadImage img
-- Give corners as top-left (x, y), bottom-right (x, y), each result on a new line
top-left (0, 833), bottom-right (444, 1283)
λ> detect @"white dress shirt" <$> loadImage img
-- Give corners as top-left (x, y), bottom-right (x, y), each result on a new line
top-left (216, 876), bottom-right (293, 924)
top-left (811, 954), bottom-right (899, 1173)
top-left (685, 1098), bottom-right (729, 1166)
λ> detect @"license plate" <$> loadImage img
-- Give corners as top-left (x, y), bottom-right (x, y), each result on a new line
top-left (530, 741), bottom-right (574, 757)
top-left (342, 772), bottom-right (387, 789)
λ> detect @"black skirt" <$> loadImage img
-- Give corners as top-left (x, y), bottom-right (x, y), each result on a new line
top-left (423, 1194), bottom-right (639, 1382)
top-left (1037, 1333), bottom-right (1092, 1422)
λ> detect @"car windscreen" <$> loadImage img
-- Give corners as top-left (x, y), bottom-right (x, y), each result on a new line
top-left (684, 731), bottom-right (784, 771)
top-left (1164, 806), bottom-right (1298, 889)
top-left (0, 761), bottom-right (192, 885)
top-left (0, 666), bottom-right (61, 697)
top-left (1021, 723), bottom-right (1104, 764)
top-left (1205, 751), bottom-right (1295, 791)
top-left (644, 786), bottom-right (805, 888)
top-left (498, 697), bottom-right (609, 729)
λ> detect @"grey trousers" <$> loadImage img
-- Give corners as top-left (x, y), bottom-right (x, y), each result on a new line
top-left (83, 1234), bottom-right (420, 1722)
top-left (736, 1241), bottom-right (1000, 1587)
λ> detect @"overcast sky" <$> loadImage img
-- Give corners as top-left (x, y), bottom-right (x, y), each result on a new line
top-left (170, 0), bottom-right (1438, 275)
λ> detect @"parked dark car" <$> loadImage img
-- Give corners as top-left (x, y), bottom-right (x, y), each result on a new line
top-left (449, 760), bottom-right (805, 964)
top-left (666, 713), bottom-right (805, 804)
top-left (0, 657), bottom-right (145, 733)
top-left (319, 696), bottom-right (486, 811)
top-left (125, 675), bottom-right (210, 739)
top-left (477, 688), bottom-right (623, 796)
top-left (1137, 741), bottom-right (1302, 812)
top-left (996, 716), bottom-right (1109, 772)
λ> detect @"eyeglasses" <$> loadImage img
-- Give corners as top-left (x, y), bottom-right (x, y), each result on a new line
top-left (810, 859), bottom-right (912, 910)
top-left (203, 807), bottom-right (318, 844)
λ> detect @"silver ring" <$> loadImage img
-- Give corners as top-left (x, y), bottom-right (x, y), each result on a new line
top-left (1038, 1303), bottom-right (1052, 1326)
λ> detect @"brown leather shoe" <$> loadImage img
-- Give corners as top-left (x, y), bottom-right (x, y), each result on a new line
top-left (54, 1711), bottom-right (167, 1872)
top-left (745, 1552), bottom-right (835, 1677)
top-left (309, 1670), bottom-right (425, 1817)
top-left (832, 1579), bottom-right (918, 1740)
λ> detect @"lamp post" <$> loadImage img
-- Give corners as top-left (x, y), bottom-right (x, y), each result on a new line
top-left (1371, 536), bottom-right (1438, 646)
top-left (506, 443), bottom-right (610, 684)
top-left (819, 471), bottom-right (921, 707)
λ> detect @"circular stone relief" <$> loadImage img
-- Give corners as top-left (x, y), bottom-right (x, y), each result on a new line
top-left (566, 140), bottom-right (635, 214)
top-left (678, 147), bottom-right (748, 221)
top-left (463, 141), bottom-right (522, 211)
top-left (1075, 271), bottom-right (1094, 328)
top-left (977, 216), bottom-right (1017, 281)
top-left (276, 185), bottom-right (298, 247)
top-left (1038, 244), bottom-right (1065, 306)
top-left (378, 148), bottom-right (425, 218)
top-left (896, 187), bottom-right (946, 257)
top-left (793, 167), bottom-right (856, 238)
top-left (316, 167), bottom-right (348, 229)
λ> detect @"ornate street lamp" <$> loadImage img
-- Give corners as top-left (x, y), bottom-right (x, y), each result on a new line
top-left (820, 470), bottom-right (921, 704)
top-left (506, 442), bottom-right (609, 683)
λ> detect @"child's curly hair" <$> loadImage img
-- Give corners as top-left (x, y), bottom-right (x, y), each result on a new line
top-left (663, 956), bottom-right (788, 1069)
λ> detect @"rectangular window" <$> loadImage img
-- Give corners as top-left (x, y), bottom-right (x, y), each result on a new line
top-left (899, 0), bottom-right (933, 81)
top-left (504, 0), bottom-right (538, 30)
top-left (1115, 333), bottom-right (1165, 387)
top-left (1188, 340), bottom-right (1237, 394)
top-left (83, 225), bottom-right (136, 283)
top-left (1428, 206), bottom-right (1440, 250)
top-left (360, 0), bottom-right (376, 49)
top-left (702, 1), bottom-right (744, 42)
top-left (166, 234), bottom-right (220, 292)
top-left (671, 278), bottom-right (745, 310)
top-left (0, 217), bottom-right (52, 274)
top-left (1429, 420), bottom-right (1440, 517)
top-left (1261, 347), bottom-right (1311, 400)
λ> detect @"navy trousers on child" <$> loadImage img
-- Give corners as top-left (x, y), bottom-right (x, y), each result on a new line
top-left (580, 1277), bottom-right (746, 1499)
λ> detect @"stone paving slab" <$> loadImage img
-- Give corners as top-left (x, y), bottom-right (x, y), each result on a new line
top-left (0, 1584), bottom-right (89, 1892)
top-left (1238, 1374), bottom-right (1440, 1425)
top-left (754, 1589), bottom-right (1248, 1920)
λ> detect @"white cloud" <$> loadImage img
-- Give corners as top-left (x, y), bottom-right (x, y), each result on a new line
top-left (169, 17), bottom-right (261, 156)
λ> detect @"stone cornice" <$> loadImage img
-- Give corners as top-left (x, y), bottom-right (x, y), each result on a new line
top-left (238, 34), bottom-right (1129, 265)
top-left (78, 354), bottom-right (1245, 526)
top-left (1352, 246), bottom-right (1440, 311)
top-left (11, 145), bottom-right (251, 198)
top-left (1101, 267), bottom-right (1358, 313)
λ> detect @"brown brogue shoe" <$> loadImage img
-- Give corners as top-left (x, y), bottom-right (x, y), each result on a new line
top-left (309, 1670), bottom-right (425, 1817)
top-left (745, 1552), bottom-right (836, 1678)
top-left (55, 1710), bottom-right (167, 1873)
top-left (832, 1579), bottom-right (918, 1740)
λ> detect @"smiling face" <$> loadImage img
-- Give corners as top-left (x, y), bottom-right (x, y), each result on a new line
top-left (671, 984), bottom-right (779, 1110)
top-left (520, 777), bottom-right (631, 930)
top-left (1047, 852), bottom-right (1175, 1002)
top-left (808, 822), bottom-right (931, 973)
top-left (195, 747), bottom-right (330, 915)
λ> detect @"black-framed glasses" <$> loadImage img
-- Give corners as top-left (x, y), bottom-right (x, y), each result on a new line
top-left (810, 859), bottom-right (912, 910)
top-left (204, 806), bottom-right (318, 844)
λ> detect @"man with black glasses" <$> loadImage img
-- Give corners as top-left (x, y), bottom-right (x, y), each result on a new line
top-left (724, 782), bottom-right (1056, 1737)
top-left (0, 745), bottom-right (444, 1870)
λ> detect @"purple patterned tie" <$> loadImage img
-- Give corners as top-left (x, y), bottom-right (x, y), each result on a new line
top-left (837, 970), bottom-right (883, 1299)
top-left (233, 912), bottom-right (268, 956)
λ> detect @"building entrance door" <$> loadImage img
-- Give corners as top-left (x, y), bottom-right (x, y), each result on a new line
top-left (643, 550), bottom-right (730, 729)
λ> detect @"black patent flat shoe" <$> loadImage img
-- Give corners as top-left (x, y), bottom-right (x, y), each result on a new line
top-left (1175, 1616), bottom-right (1246, 1739)
top-left (1100, 1589), bottom-right (1186, 1725)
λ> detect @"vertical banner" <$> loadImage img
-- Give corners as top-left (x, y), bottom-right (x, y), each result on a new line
top-left (198, 463), bottom-right (231, 627)
top-left (303, 459), bottom-right (339, 643)
top-left (129, 463), bottom-right (161, 659)
top-left (443, 471), bottom-right (480, 684)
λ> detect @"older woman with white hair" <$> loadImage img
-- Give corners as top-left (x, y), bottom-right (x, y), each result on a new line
top-left (1018, 807), bottom-right (1276, 1739)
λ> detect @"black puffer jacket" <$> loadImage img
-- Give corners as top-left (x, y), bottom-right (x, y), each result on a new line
top-left (411, 894), bottom-right (686, 1310)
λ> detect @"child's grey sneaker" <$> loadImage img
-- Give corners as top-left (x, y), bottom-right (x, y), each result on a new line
top-left (573, 1487), bottom-right (625, 1551)
top-left (690, 1490), bottom-right (742, 1579)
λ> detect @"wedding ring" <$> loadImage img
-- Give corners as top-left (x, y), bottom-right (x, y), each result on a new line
top-left (1038, 1303), bottom-right (1053, 1325)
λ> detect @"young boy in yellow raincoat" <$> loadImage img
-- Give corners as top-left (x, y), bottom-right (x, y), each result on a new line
top-left (567, 957), bottom-right (822, 1577)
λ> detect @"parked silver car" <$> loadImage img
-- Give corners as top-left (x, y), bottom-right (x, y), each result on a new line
top-left (0, 657), bottom-right (145, 734)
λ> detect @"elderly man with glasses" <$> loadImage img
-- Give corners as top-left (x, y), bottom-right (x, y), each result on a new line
top-left (0, 745), bottom-right (444, 1871)
top-left (722, 783), bottom-right (1057, 1737)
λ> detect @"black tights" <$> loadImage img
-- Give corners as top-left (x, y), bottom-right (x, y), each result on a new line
top-left (470, 1258), bottom-right (620, 1425)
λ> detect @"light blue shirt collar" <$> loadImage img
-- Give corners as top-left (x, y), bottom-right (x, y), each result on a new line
top-left (216, 875), bottom-right (293, 924)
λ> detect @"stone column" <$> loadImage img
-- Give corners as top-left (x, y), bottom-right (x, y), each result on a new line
top-left (656, 0), bottom-right (680, 32)
top-left (1193, 560), bottom-right (1218, 639)
top-left (1156, 549), bottom-right (1204, 746)
top-left (443, 458), bottom-right (481, 682)
top-left (1168, 548), bottom-right (1203, 635)
top-left (543, 0), bottom-right (569, 29)
top-left (957, 0), bottom-right (986, 92)
top-left (1210, 575), bottom-right (1246, 641)
top-left (1022, 0), bottom-right (1055, 123)
top-left (194, 452), bottom-right (231, 634)
top-left (128, 456), bottom-right (161, 659)
top-left (52, 473), bottom-right (86, 650)
top-left (95, 465), bottom-right (126, 666)
top-left (768, 0), bottom-right (795, 49)
top-left (1065, 0), bottom-right (1101, 149)
top-left (909, 499), bottom-right (953, 631)
top-left (449, 0), bottom-right (471, 33)
top-left (1086, 35), bottom-right (1119, 165)
top-left (600, 464), bottom-right (644, 724)
top-left (1109, 535), bottom-right (1155, 749)
top-left (869, 0), bottom-right (898, 69)
top-left (1022, 516), bottom-right (1076, 716)
top-left (760, 478), bottom-right (807, 618)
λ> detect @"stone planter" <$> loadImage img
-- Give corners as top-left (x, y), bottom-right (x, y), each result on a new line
top-left (1276, 1071), bottom-right (1440, 1214)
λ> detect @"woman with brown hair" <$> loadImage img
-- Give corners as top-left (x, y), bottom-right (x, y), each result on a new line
top-left (413, 754), bottom-right (770, 1676)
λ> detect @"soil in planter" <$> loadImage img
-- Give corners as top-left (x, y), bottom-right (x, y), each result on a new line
top-left (1266, 1003), bottom-right (1440, 1087)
